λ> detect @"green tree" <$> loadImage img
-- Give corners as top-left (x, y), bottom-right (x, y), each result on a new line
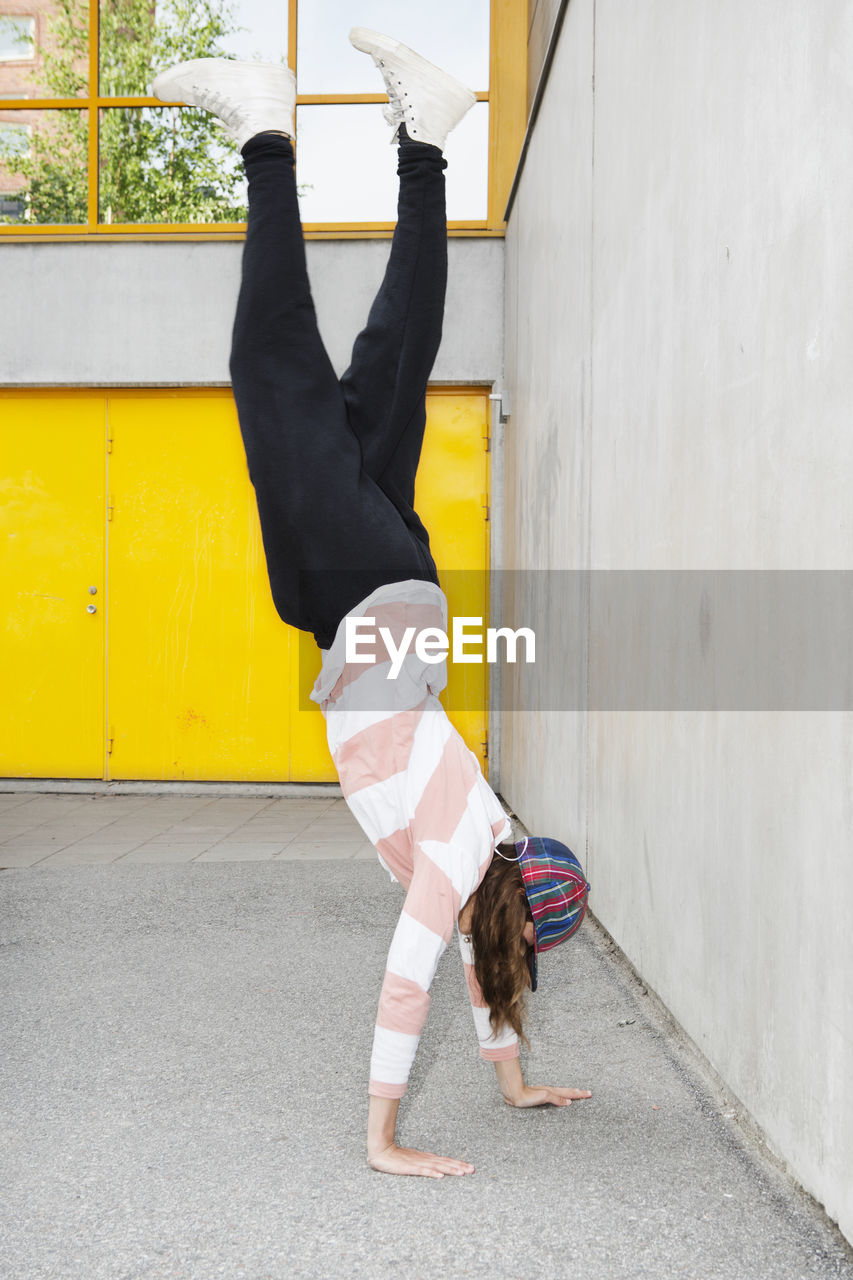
top-left (1, 0), bottom-right (250, 226)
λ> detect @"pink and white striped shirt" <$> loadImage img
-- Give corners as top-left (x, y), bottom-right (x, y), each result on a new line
top-left (311, 579), bottom-right (518, 1098)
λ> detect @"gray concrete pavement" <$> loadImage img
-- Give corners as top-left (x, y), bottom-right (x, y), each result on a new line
top-left (1, 796), bottom-right (851, 1280)
top-left (0, 792), bottom-right (374, 868)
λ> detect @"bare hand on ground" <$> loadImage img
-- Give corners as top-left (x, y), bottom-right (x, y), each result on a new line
top-left (504, 1085), bottom-right (593, 1108)
top-left (368, 1143), bottom-right (475, 1178)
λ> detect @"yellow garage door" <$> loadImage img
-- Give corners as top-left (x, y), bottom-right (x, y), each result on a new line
top-left (0, 394), bottom-right (106, 778)
top-left (1, 388), bottom-right (491, 782)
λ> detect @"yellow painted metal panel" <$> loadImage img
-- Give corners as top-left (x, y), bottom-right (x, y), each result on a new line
top-left (108, 389), bottom-right (490, 782)
top-left (414, 391), bottom-right (491, 771)
top-left (2, 387), bottom-right (489, 782)
top-left (290, 389), bottom-right (492, 779)
top-left (292, 629), bottom-right (338, 783)
top-left (106, 392), bottom-right (296, 781)
top-left (489, 0), bottom-right (529, 227)
top-left (0, 393), bottom-right (105, 778)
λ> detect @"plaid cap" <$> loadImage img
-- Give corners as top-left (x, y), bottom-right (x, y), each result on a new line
top-left (517, 837), bottom-right (590, 992)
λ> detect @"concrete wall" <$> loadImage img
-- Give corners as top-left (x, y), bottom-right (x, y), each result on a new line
top-left (1, 239), bottom-right (503, 385)
top-left (503, 0), bottom-right (853, 1243)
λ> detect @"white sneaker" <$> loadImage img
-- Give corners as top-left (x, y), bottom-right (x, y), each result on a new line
top-left (348, 28), bottom-right (476, 151)
top-left (152, 58), bottom-right (296, 150)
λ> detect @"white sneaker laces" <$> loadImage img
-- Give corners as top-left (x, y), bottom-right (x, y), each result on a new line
top-left (192, 84), bottom-right (242, 128)
top-left (375, 57), bottom-right (408, 133)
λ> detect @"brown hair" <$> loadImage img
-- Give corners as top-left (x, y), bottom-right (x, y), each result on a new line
top-left (469, 845), bottom-right (534, 1047)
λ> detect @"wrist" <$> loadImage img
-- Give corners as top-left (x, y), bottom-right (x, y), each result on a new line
top-left (493, 1056), bottom-right (526, 1105)
top-left (367, 1138), bottom-right (397, 1161)
top-left (367, 1094), bottom-right (400, 1157)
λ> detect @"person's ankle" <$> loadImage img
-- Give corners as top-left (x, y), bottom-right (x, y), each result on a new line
top-left (241, 129), bottom-right (293, 157)
top-left (397, 123), bottom-right (442, 157)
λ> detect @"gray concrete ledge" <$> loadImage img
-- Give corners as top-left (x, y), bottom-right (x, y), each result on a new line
top-left (0, 238), bottom-right (504, 386)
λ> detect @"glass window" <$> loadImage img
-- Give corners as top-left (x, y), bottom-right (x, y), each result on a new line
top-left (0, 0), bottom-right (520, 234)
top-left (295, 104), bottom-right (399, 223)
top-left (215, 0), bottom-right (288, 63)
top-left (296, 0), bottom-right (490, 94)
top-left (0, 110), bottom-right (87, 223)
top-left (0, 189), bottom-right (27, 219)
top-left (295, 100), bottom-right (488, 223)
top-left (0, 119), bottom-right (31, 156)
top-left (99, 0), bottom-right (285, 98)
top-left (0, 3), bottom-right (88, 97)
top-left (99, 107), bottom-right (246, 223)
top-left (98, 0), bottom-right (159, 98)
top-left (0, 16), bottom-right (35, 62)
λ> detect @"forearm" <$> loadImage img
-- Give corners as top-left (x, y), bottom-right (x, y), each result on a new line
top-left (367, 1094), bottom-right (400, 1160)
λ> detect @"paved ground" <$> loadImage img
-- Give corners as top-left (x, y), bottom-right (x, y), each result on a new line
top-left (1, 793), bottom-right (852, 1280)
top-left (0, 792), bottom-right (377, 868)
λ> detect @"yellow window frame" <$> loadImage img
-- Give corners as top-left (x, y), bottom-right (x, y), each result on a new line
top-left (0, 0), bottom-right (525, 242)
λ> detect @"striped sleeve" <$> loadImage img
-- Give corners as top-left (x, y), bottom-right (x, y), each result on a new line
top-left (369, 909), bottom-right (444, 1098)
top-left (457, 929), bottom-right (520, 1062)
top-left (369, 839), bottom-right (476, 1097)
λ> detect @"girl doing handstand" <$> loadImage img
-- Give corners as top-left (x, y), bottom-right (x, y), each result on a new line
top-left (154, 29), bottom-right (591, 1179)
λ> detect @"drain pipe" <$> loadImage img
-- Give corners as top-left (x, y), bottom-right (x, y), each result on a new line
top-left (487, 387), bottom-right (510, 794)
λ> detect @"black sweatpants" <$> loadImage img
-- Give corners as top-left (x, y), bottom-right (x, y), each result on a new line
top-left (229, 129), bottom-right (447, 651)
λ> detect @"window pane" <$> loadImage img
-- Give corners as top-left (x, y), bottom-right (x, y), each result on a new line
top-left (0, 16), bottom-right (35, 61)
top-left (295, 101), bottom-right (488, 223)
top-left (0, 118), bottom-right (30, 155)
top-left (0, 1), bottom-right (88, 97)
top-left (98, 106), bottom-right (247, 223)
top-left (297, 0), bottom-right (490, 94)
top-left (0, 188), bottom-right (27, 218)
top-left (216, 0), bottom-right (288, 62)
top-left (0, 109), bottom-right (87, 223)
top-left (101, 0), bottom-right (287, 97)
